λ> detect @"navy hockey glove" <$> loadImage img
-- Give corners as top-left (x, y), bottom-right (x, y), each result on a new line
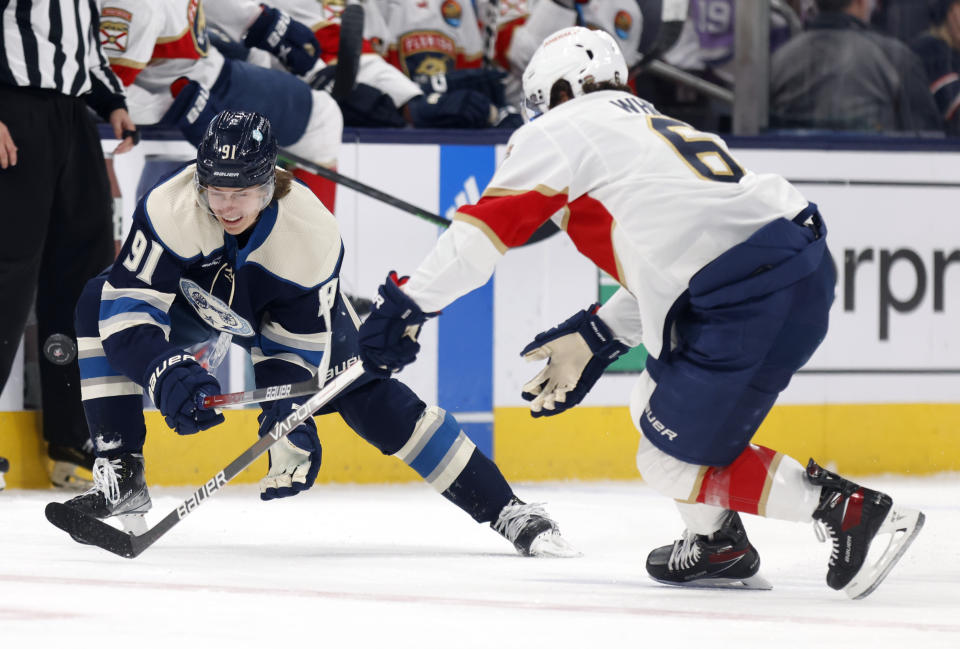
top-left (145, 352), bottom-right (225, 435)
top-left (162, 77), bottom-right (221, 146)
top-left (520, 305), bottom-right (629, 417)
top-left (207, 23), bottom-right (251, 61)
top-left (243, 4), bottom-right (320, 75)
top-left (257, 398), bottom-right (321, 500)
top-left (358, 272), bottom-right (436, 377)
top-left (406, 90), bottom-right (494, 128)
top-left (418, 69), bottom-right (508, 106)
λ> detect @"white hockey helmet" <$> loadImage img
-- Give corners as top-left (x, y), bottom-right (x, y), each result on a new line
top-left (521, 27), bottom-right (629, 121)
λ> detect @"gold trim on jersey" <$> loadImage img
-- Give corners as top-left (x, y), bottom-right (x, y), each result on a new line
top-left (106, 56), bottom-right (146, 70)
top-left (453, 184), bottom-right (570, 252)
top-left (155, 26), bottom-right (191, 45)
top-left (611, 222), bottom-right (626, 285)
top-left (558, 202), bottom-right (625, 285)
top-left (682, 466), bottom-right (710, 503)
top-left (647, 115), bottom-right (744, 182)
top-left (452, 211), bottom-right (509, 254)
top-left (482, 184), bottom-right (567, 198)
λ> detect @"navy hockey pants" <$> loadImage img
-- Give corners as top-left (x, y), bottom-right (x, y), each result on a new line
top-left (640, 205), bottom-right (836, 466)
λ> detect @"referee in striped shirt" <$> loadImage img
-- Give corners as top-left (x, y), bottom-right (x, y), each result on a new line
top-left (1, 0), bottom-right (138, 488)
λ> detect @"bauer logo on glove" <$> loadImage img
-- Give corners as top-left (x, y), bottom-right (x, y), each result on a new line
top-left (520, 305), bottom-right (628, 417)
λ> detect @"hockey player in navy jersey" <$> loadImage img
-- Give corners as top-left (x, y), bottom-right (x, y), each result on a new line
top-left (358, 27), bottom-right (926, 599)
top-left (53, 110), bottom-right (576, 559)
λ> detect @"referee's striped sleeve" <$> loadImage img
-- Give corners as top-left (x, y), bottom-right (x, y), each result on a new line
top-left (0, 0), bottom-right (126, 115)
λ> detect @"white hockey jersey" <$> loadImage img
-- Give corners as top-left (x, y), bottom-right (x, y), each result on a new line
top-left (578, 0), bottom-right (644, 67)
top-left (264, 0), bottom-right (422, 108)
top-left (403, 91), bottom-right (809, 358)
top-left (98, 0), bottom-right (225, 122)
top-left (259, 0), bottom-right (380, 63)
top-left (378, 0), bottom-right (484, 77)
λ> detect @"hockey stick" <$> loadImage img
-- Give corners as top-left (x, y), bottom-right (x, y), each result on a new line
top-left (45, 360), bottom-right (366, 558)
top-left (279, 152), bottom-right (561, 243)
top-left (279, 149), bottom-right (452, 228)
top-left (331, 3), bottom-right (364, 101)
top-left (194, 280), bottom-right (338, 410)
top-left (200, 374), bottom-right (321, 409)
top-left (479, 0), bottom-right (500, 69)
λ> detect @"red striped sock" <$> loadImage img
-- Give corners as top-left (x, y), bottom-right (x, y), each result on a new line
top-left (694, 444), bottom-right (784, 516)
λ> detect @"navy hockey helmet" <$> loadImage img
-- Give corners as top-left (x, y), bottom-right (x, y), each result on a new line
top-left (195, 110), bottom-right (278, 214)
top-left (196, 110), bottom-right (277, 187)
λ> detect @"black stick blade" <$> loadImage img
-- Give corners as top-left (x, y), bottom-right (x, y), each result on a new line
top-left (45, 503), bottom-right (137, 558)
top-left (332, 4), bottom-right (364, 101)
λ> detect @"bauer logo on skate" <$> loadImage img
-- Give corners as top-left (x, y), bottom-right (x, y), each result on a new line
top-left (643, 405), bottom-right (677, 441)
top-left (177, 471), bottom-right (227, 518)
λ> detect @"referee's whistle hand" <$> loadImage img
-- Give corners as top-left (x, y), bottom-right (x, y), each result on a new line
top-left (110, 109), bottom-right (138, 154)
top-left (0, 120), bottom-right (17, 169)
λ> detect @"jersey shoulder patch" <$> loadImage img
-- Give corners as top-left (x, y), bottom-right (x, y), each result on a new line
top-left (143, 164), bottom-right (224, 260)
top-left (245, 181), bottom-right (342, 288)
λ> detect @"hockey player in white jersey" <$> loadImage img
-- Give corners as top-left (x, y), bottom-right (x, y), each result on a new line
top-left (248, 0), bottom-right (506, 129)
top-left (357, 27), bottom-right (925, 599)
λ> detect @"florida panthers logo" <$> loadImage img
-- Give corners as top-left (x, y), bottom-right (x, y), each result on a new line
top-left (99, 7), bottom-right (132, 53)
top-left (441, 0), bottom-right (462, 27)
top-left (399, 30), bottom-right (456, 78)
top-left (188, 0), bottom-right (209, 55)
top-left (415, 55), bottom-right (449, 77)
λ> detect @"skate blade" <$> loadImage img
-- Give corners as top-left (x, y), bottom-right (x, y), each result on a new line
top-left (843, 507), bottom-right (925, 600)
top-left (119, 513), bottom-right (148, 536)
top-left (651, 573), bottom-right (773, 591)
top-left (528, 531), bottom-right (582, 558)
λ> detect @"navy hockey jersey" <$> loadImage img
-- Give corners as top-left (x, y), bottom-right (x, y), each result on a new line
top-left (99, 164), bottom-right (347, 391)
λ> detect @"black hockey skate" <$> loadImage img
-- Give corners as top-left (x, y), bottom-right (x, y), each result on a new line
top-left (646, 510), bottom-right (772, 590)
top-left (0, 455), bottom-right (8, 491)
top-left (806, 459), bottom-right (924, 599)
top-left (63, 453), bottom-right (152, 536)
top-left (491, 497), bottom-right (580, 557)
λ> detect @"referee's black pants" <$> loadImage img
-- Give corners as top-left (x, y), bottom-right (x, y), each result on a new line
top-left (0, 84), bottom-right (113, 451)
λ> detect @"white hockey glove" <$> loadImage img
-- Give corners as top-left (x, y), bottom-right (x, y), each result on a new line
top-left (258, 398), bottom-right (321, 500)
top-left (521, 305), bottom-right (629, 417)
top-left (260, 437), bottom-right (316, 500)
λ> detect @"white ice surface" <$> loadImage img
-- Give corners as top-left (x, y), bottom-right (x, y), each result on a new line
top-left (1, 478), bottom-right (958, 648)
